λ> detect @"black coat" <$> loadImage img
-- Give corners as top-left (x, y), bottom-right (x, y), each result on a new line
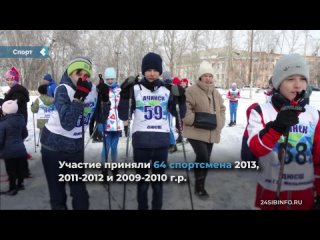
top-left (0, 113), bottom-right (28, 159)
top-left (4, 84), bottom-right (29, 124)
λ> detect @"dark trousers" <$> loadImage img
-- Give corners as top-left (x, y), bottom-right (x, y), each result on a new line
top-left (4, 156), bottom-right (25, 190)
top-left (124, 125), bottom-right (128, 137)
top-left (188, 139), bottom-right (213, 182)
top-left (41, 147), bottom-right (89, 210)
top-left (133, 147), bottom-right (168, 210)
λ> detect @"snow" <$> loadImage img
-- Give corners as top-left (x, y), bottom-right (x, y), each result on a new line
top-left (1, 90), bottom-right (319, 210)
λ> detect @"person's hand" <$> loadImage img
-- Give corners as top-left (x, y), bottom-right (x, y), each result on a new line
top-left (120, 75), bottom-right (139, 99)
top-left (74, 78), bottom-right (91, 101)
top-left (97, 82), bottom-right (109, 102)
top-left (272, 110), bottom-right (299, 134)
top-left (171, 85), bottom-right (185, 97)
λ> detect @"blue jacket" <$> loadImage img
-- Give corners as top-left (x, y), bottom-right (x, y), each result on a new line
top-left (47, 80), bottom-right (57, 98)
top-left (40, 71), bottom-right (110, 153)
top-left (0, 113), bottom-right (28, 159)
top-left (118, 78), bottom-right (186, 148)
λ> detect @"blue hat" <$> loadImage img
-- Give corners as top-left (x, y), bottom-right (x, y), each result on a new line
top-left (104, 67), bottom-right (116, 79)
top-left (141, 52), bottom-right (162, 75)
top-left (43, 74), bottom-right (53, 82)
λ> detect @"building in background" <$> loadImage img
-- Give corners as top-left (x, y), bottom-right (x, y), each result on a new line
top-left (176, 48), bottom-right (320, 89)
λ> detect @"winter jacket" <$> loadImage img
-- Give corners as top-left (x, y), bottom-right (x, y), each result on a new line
top-left (0, 113), bottom-right (28, 159)
top-left (47, 80), bottom-right (57, 98)
top-left (31, 94), bottom-right (55, 129)
top-left (227, 88), bottom-right (240, 102)
top-left (118, 78), bottom-right (186, 148)
top-left (244, 94), bottom-right (320, 210)
top-left (4, 84), bottom-right (29, 124)
top-left (40, 71), bottom-right (110, 153)
top-left (183, 80), bottom-right (226, 144)
top-left (104, 84), bottom-right (123, 132)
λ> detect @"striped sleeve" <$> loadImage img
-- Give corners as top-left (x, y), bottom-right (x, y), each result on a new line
top-left (247, 105), bottom-right (282, 157)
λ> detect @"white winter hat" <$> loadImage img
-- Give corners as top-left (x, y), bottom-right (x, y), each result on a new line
top-left (198, 61), bottom-right (214, 79)
top-left (272, 53), bottom-right (309, 90)
top-left (1, 100), bottom-right (18, 115)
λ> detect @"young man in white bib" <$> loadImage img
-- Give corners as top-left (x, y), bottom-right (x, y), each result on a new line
top-left (119, 52), bottom-right (186, 210)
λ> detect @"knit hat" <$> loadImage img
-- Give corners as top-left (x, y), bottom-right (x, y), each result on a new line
top-left (272, 53), bottom-right (309, 90)
top-left (141, 52), bottom-right (162, 75)
top-left (1, 100), bottom-right (18, 115)
top-left (5, 67), bottom-right (20, 82)
top-left (162, 71), bottom-right (172, 81)
top-left (67, 57), bottom-right (93, 77)
top-left (104, 67), bottom-right (116, 79)
top-left (43, 73), bottom-right (53, 83)
top-left (38, 84), bottom-right (48, 95)
top-left (198, 61), bottom-right (214, 79)
top-left (181, 78), bottom-right (189, 87)
top-left (172, 77), bottom-right (181, 85)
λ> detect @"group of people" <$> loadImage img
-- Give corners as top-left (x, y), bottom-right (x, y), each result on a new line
top-left (0, 52), bottom-right (319, 210)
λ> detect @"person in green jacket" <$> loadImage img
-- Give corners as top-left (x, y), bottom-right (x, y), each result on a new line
top-left (31, 84), bottom-right (55, 138)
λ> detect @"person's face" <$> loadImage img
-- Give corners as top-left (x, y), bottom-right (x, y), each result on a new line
top-left (6, 78), bottom-right (15, 88)
top-left (41, 79), bottom-right (49, 85)
top-left (279, 75), bottom-right (307, 101)
top-left (106, 79), bottom-right (115, 85)
top-left (70, 69), bottom-right (89, 85)
top-left (200, 74), bottom-right (214, 85)
top-left (144, 69), bottom-right (160, 82)
top-left (180, 81), bottom-right (187, 88)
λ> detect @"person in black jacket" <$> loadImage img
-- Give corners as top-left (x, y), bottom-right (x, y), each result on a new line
top-left (0, 100), bottom-right (28, 195)
top-left (2, 66), bottom-right (31, 177)
top-left (3, 67), bottom-right (29, 124)
top-left (118, 52), bottom-right (186, 210)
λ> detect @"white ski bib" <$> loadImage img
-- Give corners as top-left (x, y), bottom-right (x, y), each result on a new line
top-left (46, 84), bottom-right (97, 139)
top-left (132, 84), bottom-right (170, 134)
top-left (37, 98), bottom-right (55, 120)
top-left (254, 103), bottom-right (318, 191)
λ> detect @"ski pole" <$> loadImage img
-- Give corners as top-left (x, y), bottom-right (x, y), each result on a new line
top-left (84, 123), bottom-right (99, 149)
top-left (276, 129), bottom-right (289, 201)
top-left (171, 85), bottom-right (194, 210)
top-left (123, 86), bottom-right (133, 210)
top-left (36, 131), bottom-right (41, 146)
top-left (275, 91), bottom-right (306, 202)
top-left (32, 113), bottom-right (37, 153)
top-left (99, 74), bottom-right (112, 210)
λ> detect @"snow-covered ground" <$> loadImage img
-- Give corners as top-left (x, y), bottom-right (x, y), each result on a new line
top-left (1, 90), bottom-right (319, 210)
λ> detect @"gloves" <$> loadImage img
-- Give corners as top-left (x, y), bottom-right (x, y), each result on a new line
top-left (313, 195), bottom-right (320, 210)
top-left (120, 75), bottom-right (139, 99)
top-left (271, 110), bottom-right (299, 134)
top-left (97, 82), bottom-right (109, 102)
top-left (171, 84), bottom-right (186, 105)
top-left (171, 85), bottom-right (185, 97)
top-left (74, 78), bottom-right (91, 101)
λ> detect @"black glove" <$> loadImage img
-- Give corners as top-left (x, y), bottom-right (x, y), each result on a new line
top-left (97, 82), bottom-right (109, 102)
top-left (74, 78), bottom-right (91, 101)
top-left (313, 195), bottom-right (320, 210)
top-left (171, 85), bottom-right (185, 97)
top-left (271, 110), bottom-right (299, 134)
top-left (120, 75), bottom-right (139, 99)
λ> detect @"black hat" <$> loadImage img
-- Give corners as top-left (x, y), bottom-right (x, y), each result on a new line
top-left (141, 52), bottom-right (162, 76)
top-left (38, 84), bottom-right (48, 95)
